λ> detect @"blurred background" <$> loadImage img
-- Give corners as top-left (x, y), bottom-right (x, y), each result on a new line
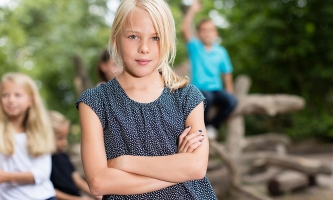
top-left (1, 0), bottom-right (333, 199)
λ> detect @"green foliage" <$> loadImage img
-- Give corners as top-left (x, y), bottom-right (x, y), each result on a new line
top-left (220, 0), bottom-right (333, 140)
top-left (0, 0), bottom-right (110, 136)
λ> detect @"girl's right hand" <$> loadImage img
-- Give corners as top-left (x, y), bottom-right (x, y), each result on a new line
top-left (178, 126), bottom-right (205, 153)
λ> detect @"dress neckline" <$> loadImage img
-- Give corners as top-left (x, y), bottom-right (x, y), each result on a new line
top-left (112, 78), bottom-right (167, 106)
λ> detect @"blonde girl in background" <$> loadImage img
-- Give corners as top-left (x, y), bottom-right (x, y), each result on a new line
top-left (76, 0), bottom-right (217, 199)
top-left (0, 72), bottom-right (56, 200)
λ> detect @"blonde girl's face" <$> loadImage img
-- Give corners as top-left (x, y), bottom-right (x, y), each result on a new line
top-left (54, 125), bottom-right (69, 153)
top-left (117, 8), bottom-right (160, 78)
top-left (1, 81), bottom-right (32, 120)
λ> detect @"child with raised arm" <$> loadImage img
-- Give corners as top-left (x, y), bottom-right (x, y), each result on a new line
top-left (0, 72), bottom-right (56, 200)
top-left (181, 0), bottom-right (237, 139)
top-left (49, 110), bottom-right (100, 200)
top-left (76, 0), bottom-right (217, 199)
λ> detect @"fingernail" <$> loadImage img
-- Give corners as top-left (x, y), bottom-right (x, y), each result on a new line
top-left (199, 130), bottom-right (202, 132)
top-left (186, 126), bottom-right (190, 128)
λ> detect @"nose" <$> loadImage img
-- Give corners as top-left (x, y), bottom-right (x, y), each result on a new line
top-left (138, 40), bottom-right (149, 54)
top-left (8, 94), bottom-right (15, 102)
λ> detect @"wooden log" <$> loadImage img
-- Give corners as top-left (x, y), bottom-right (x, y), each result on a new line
top-left (267, 170), bottom-right (312, 196)
top-left (241, 152), bottom-right (332, 176)
top-left (230, 94), bottom-right (306, 117)
top-left (210, 140), bottom-right (240, 186)
top-left (242, 133), bottom-right (291, 151)
top-left (243, 167), bottom-right (283, 184)
top-left (210, 141), bottom-right (273, 200)
top-left (226, 75), bottom-right (250, 159)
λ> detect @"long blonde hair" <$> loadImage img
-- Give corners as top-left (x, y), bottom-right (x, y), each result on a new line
top-left (0, 73), bottom-right (55, 156)
top-left (109, 0), bottom-right (188, 91)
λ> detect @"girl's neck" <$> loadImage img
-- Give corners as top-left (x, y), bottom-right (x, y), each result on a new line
top-left (8, 115), bottom-right (26, 133)
top-left (117, 70), bottom-right (164, 90)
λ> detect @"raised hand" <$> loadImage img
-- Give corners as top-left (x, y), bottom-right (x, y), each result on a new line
top-left (190, 0), bottom-right (202, 12)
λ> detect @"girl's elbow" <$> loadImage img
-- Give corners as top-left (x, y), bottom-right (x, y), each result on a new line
top-left (87, 176), bottom-right (104, 196)
top-left (192, 166), bottom-right (207, 180)
top-left (190, 161), bottom-right (207, 180)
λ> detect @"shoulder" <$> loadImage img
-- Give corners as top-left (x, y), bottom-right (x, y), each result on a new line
top-left (174, 84), bottom-right (202, 99)
top-left (174, 84), bottom-right (206, 118)
top-left (75, 84), bottom-right (105, 109)
top-left (187, 37), bottom-right (202, 47)
top-left (214, 44), bottom-right (228, 54)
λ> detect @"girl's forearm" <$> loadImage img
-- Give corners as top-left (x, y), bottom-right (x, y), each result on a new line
top-left (3, 171), bottom-right (35, 184)
top-left (87, 167), bottom-right (176, 196)
top-left (115, 153), bottom-right (208, 183)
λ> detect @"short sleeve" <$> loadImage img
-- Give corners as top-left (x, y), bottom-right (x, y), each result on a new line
top-left (219, 47), bottom-right (233, 73)
top-left (31, 154), bottom-right (52, 184)
top-left (182, 85), bottom-right (206, 120)
top-left (75, 87), bottom-right (106, 129)
top-left (187, 37), bottom-right (201, 48)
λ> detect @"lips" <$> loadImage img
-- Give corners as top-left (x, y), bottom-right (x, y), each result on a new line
top-left (135, 59), bottom-right (151, 65)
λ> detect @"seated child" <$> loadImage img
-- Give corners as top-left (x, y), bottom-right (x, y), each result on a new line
top-left (49, 110), bottom-right (100, 200)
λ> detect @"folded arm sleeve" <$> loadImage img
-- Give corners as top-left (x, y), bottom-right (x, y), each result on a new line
top-left (30, 154), bottom-right (52, 184)
top-left (75, 87), bottom-right (106, 129)
top-left (182, 85), bottom-right (206, 121)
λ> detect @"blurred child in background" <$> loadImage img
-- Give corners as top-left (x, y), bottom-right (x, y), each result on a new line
top-left (49, 110), bottom-right (100, 200)
top-left (96, 49), bottom-right (122, 86)
top-left (0, 72), bottom-right (56, 200)
top-left (181, 0), bottom-right (237, 139)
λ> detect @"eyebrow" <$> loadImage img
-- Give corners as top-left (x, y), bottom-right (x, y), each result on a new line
top-left (124, 30), bottom-right (158, 35)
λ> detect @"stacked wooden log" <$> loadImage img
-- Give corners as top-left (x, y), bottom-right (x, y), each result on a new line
top-left (204, 74), bottom-right (332, 199)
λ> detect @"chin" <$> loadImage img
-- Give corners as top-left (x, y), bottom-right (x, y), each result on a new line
top-left (129, 69), bottom-right (156, 78)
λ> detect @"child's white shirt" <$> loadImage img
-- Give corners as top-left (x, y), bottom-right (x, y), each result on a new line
top-left (0, 133), bottom-right (55, 200)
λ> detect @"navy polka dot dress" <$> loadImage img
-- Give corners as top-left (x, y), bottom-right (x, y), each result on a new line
top-left (76, 78), bottom-right (217, 200)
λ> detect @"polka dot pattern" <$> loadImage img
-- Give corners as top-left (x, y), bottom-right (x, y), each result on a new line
top-left (76, 78), bottom-right (217, 200)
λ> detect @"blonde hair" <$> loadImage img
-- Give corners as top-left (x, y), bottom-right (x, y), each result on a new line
top-left (49, 110), bottom-right (70, 132)
top-left (109, 0), bottom-right (189, 91)
top-left (0, 73), bottom-right (55, 156)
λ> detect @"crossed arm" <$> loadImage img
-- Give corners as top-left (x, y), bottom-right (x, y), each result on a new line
top-left (78, 101), bottom-right (208, 196)
top-left (0, 170), bottom-right (35, 184)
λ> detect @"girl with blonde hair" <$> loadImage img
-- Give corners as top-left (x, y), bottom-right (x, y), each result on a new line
top-left (0, 72), bottom-right (56, 200)
top-left (76, 0), bottom-right (217, 199)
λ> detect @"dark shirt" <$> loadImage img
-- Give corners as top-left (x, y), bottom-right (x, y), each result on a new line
top-left (75, 78), bottom-right (217, 200)
top-left (50, 152), bottom-right (81, 196)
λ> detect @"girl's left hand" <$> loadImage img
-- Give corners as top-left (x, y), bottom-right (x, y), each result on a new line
top-left (178, 126), bottom-right (205, 153)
